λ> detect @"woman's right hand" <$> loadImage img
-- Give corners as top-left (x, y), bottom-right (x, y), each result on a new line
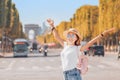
top-left (47, 18), bottom-right (54, 28)
top-left (102, 27), bottom-right (116, 36)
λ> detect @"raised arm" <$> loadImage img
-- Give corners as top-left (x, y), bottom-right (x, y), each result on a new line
top-left (80, 28), bottom-right (115, 51)
top-left (47, 19), bottom-right (64, 47)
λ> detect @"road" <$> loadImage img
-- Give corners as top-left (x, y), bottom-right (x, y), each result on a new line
top-left (0, 49), bottom-right (120, 80)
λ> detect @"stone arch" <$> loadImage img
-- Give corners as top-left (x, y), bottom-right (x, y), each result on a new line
top-left (24, 24), bottom-right (41, 40)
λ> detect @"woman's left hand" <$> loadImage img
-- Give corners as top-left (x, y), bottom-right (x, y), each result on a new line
top-left (102, 27), bottom-right (116, 36)
top-left (47, 18), bottom-right (54, 27)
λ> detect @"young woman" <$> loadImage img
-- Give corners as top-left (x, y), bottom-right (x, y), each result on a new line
top-left (47, 19), bottom-right (115, 80)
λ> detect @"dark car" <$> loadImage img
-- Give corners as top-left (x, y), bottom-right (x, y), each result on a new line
top-left (87, 46), bottom-right (95, 56)
top-left (30, 42), bottom-right (38, 53)
top-left (32, 42), bottom-right (38, 50)
top-left (93, 45), bottom-right (104, 56)
top-left (43, 44), bottom-right (48, 56)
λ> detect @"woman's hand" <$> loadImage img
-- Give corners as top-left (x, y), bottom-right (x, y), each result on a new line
top-left (80, 27), bottom-right (116, 52)
top-left (102, 27), bottom-right (116, 36)
top-left (47, 19), bottom-right (64, 47)
top-left (47, 18), bottom-right (54, 27)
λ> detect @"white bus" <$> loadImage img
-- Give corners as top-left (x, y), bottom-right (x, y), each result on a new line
top-left (13, 38), bottom-right (29, 57)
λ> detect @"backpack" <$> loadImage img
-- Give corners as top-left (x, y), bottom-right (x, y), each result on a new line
top-left (76, 54), bottom-right (88, 75)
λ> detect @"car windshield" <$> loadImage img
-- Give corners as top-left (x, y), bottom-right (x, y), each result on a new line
top-left (94, 46), bottom-right (104, 50)
top-left (14, 44), bottom-right (28, 51)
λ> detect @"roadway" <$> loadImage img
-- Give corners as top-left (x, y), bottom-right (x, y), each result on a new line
top-left (0, 49), bottom-right (120, 80)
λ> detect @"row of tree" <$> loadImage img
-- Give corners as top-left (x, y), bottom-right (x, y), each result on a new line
top-left (0, 0), bottom-right (24, 40)
top-left (37, 0), bottom-right (120, 49)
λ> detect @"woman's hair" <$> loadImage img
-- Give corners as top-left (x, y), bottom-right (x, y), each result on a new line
top-left (75, 34), bottom-right (81, 46)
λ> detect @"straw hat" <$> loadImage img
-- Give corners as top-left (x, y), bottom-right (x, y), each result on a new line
top-left (63, 28), bottom-right (82, 46)
top-left (64, 28), bottom-right (81, 39)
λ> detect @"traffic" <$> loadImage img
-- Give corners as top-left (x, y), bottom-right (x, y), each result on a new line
top-left (7, 38), bottom-right (56, 57)
top-left (13, 38), bottom-right (29, 57)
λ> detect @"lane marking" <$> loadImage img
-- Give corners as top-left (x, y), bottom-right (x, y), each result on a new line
top-left (97, 65), bottom-right (105, 69)
top-left (1, 61), bottom-right (6, 64)
top-left (32, 66), bottom-right (40, 70)
top-left (5, 60), bottom-right (16, 70)
top-left (49, 59), bottom-right (54, 62)
top-left (45, 66), bottom-right (52, 69)
top-left (102, 61), bottom-right (120, 69)
top-left (21, 60), bottom-right (26, 62)
top-left (18, 67), bottom-right (25, 70)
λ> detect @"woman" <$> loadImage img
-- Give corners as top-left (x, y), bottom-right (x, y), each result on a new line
top-left (47, 18), bottom-right (115, 80)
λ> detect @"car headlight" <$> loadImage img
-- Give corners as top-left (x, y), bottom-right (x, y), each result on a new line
top-left (39, 49), bottom-right (42, 51)
top-left (30, 49), bottom-right (32, 51)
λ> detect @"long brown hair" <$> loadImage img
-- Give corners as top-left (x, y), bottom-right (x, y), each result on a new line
top-left (75, 34), bottom-right (81, 46)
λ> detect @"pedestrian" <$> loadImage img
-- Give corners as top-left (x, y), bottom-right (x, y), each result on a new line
top-left (47, 18), bottom-right (115, 80)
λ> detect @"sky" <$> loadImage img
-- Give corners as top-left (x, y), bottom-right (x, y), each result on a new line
top-left (12, 0), bottom-right (99, 30)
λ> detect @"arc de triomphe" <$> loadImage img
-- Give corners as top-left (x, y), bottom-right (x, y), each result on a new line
top-left (24, 24), bottom-right (41, 40)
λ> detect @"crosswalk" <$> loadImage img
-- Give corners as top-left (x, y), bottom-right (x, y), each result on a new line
top-left (0, 58), bottom-right (119, 71)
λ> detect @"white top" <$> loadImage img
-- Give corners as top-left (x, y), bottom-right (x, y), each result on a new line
top-left (60, 42), bottom-right (82, 71)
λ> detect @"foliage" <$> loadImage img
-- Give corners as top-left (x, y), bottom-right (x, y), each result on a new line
top-left (40, 0), bottom-right (120, 45)
top-left (0, 0), bottom-right (24, 40)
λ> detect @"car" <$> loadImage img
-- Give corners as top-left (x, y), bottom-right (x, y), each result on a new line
top-left (29, 42), bottom-right (38, 53)
top-left (93, 45), bottom-right (104, 56)
top-left (38, 47), bottom-right (43, 53)
top-left (87, 46), bottom-right (95, 56)
top-left (87, 45), bottom-right (104, 57)
top-left (43, 44), bottom-right (48, 56)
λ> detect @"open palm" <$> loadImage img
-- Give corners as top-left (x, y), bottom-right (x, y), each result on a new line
top-left (47, 18), bottom-right (54, 26)
top-left (103, 27), bottom-right (116, 36)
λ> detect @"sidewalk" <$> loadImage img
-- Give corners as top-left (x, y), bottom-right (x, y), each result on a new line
top-left (105, 51), bottom-right (118, 54)
top-left (0, 52), bottom-right (13, 57)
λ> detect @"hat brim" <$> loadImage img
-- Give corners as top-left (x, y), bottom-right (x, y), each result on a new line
top-left (63, 29), bottom-right (81, 40)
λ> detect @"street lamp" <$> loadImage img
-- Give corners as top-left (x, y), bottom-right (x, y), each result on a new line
top-left (116, 32), bottom-right (119, 52)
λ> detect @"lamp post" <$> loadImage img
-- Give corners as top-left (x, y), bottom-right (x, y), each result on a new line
top-left (118, 40), bottom-right (120, 60)
top-left (1, 31), bottom-right (6, 55)
top-left (116, 32), bottom-right (119, 52)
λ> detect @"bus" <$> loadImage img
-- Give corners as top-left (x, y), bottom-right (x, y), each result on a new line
top-left (13, 38), bottom-right (29, 57)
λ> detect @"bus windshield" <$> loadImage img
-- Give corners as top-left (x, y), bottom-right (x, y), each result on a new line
top-left (14, 44), bottom-right (28, 52)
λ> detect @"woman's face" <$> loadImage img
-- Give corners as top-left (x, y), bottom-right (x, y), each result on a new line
top-left (66, 32), bottom-right (77, 45)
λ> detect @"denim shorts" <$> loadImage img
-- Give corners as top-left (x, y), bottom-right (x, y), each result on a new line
top-left (63, 68), bottom-right (82, 80)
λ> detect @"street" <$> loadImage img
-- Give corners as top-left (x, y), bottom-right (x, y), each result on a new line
top-left (0, 49), bottom-right (120, 80)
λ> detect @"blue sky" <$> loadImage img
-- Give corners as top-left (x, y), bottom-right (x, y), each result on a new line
top-left (12, 0), bottom-right (99, 28)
